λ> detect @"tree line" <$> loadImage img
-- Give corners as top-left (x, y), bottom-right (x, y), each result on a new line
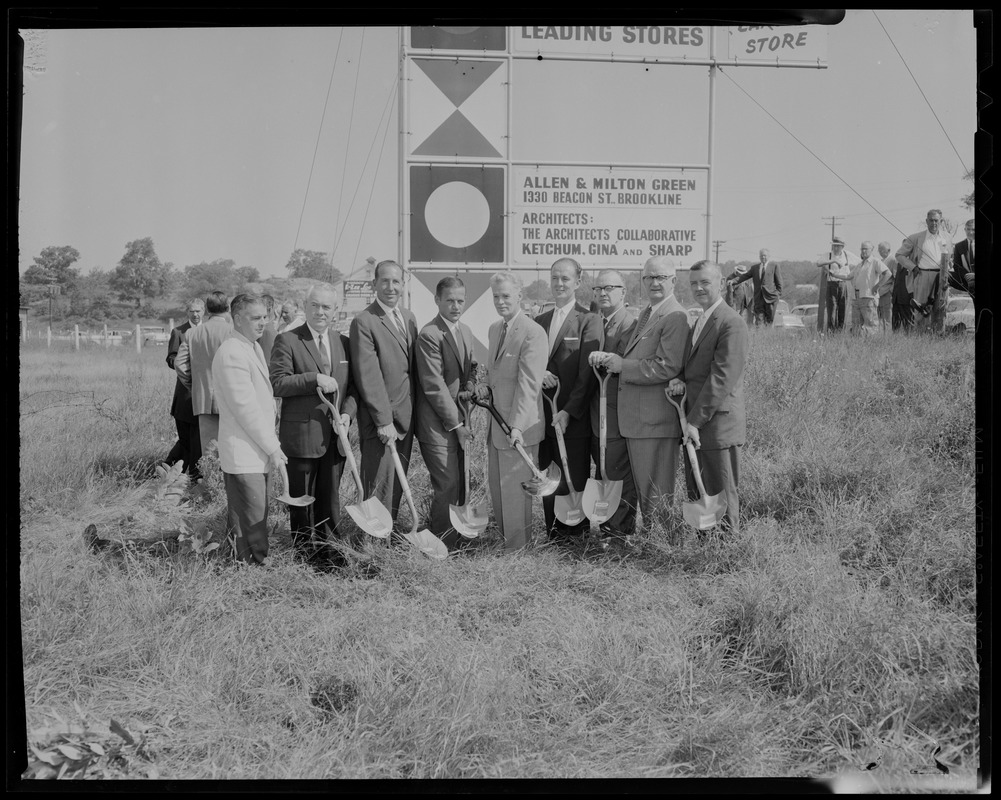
top-left (20, 240), bottom-right (350, 322)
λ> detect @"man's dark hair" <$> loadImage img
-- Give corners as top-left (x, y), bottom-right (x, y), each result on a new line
top-left (261, 294), bottom-right (275, 314)
top-left (205, 291), bottom-right (230, 314)
top-left (374, 260), bottom-right (404, 281)
top-left (435, 275), bottom-right (465, 299)
top-left (230, 293), bottom-right (263, 317)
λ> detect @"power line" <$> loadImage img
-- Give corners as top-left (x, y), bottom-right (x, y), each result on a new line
top-left (719, 67), bottom-right (908, 242)
top-left (872, 10), bottom-right (969, 175)
top-left (293, 28), bottom-right (344, 256)
top-left (713, 240), bottom-right (725, 261)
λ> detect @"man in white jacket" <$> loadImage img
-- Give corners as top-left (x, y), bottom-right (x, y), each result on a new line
top-left (212, 293), bottom-right (288, 564)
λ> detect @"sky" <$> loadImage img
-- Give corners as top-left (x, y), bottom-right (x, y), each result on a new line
top-left (15, 11), bottom-right (978, 281)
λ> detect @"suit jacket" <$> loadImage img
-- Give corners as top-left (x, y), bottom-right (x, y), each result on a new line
top-left (167, 321), bottom-right (194, 421)
top-left (182, 314), bottom-right (232, 416)
top-left (485, 311), bottom-right (548, 450)
top-left (681, 302), bottom-right (748, 449)
top-left (270, 323), bottom-right (358, 459)
top-left (950, 239), bottom-right (975, 294)
top-left (349, 301), bottom-right (418, 441)
top-left (212, 332), bottom-right (281, 474)
top-left (259, 320), bottom-right (279, 365)
top-left (732, 261), bottom-right (782, 303)
top-left (617, 296), bottom-right (689, 439)
top-left (895, 229), bottom-right (950, 273)
top-left (535, 302), bottom-right (601, 440)
top-left (589, 306), bottom-right (637, 440)
top-left (415, 315), bottom-right (475, 447)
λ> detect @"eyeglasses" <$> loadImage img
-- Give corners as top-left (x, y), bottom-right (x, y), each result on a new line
top-left (593, 285), bottom-right (624, 293)
top-left (642, 274), bottom-right (673, 283)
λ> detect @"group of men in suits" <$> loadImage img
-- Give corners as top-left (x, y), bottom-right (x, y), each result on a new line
top-left (173, 251), bottom-right (750, 565)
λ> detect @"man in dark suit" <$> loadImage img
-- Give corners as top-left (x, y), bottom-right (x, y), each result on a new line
top-left (477, 271), bottom-right (548, 552)
top-left (349, 260), bottom-right (418, 526)
top-left (270, 283), bottom-right (357, 565)
top-left (730, 248), bottom-right (783, 326)
top-left (535, 258), bottom-right (601, 541)
top-left (593, 255), bottom-right (689, 536)
top-left (950, 218), bottom-right (976, 310)
top-left (669, 260), bottom-right (748, 532)
top-left (588, 269), bottom-right (638, 544)
top-left (165, 298), bottom-right (203, 477)
top-left (259, 293), bottom-right (279, 364)
top-left (415, 276), bottom-right (476, 551)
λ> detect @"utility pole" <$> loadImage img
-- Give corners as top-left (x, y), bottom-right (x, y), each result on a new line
top-left (713, 240), bottom-right (725, 262)
top-left (816, 216), bottom-right (844, 333)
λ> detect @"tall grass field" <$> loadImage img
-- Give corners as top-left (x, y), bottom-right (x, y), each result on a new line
top-left (16, 330), bottom-right (981, 785)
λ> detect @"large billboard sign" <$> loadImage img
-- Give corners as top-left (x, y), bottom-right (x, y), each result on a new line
top-left (511, 165), bottom-right (706, 266)
top-left (726, 25), bottom-right (828, 65)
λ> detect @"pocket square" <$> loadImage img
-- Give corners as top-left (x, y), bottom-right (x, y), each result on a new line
top-left (564, 337), bottom-right (579, 342)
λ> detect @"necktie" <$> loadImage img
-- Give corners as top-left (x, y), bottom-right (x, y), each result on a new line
top-left (632, 306), bottom-right (652, 344)
top-left (318, 334), bottom-right (331, 375)
top-left (452, 327), bottom-right (465, 364)
top-left (692, 313), bottom-right (707, 346)
top-left (550, 308), bottom-right (566, 349)
top-left (393, 308), bottom-right (407, 343)
top-left (494, 321), bottom-right (508, 361)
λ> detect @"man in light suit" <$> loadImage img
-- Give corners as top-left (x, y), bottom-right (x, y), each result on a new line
top-left (535, 258), bottom-right (601, 541)
top-left (212, 293), bottom-right (287, 565)
top-left (588, 269), bottom-right (638, 544)
top-left (164, 298), bottom-right (203, 477)
top-left (730, 248), bottom-right (783, 326)
top-left (668, 261), bottom-right (748, 533)
top-left (175, 291), bottom-right (232, 455)
top-left (270, 283), bottom-right (357, 566)
top-left (476, 271), bottom-right (548, 552)
top-left (895, 208), bottom-right (952, 332)
top-left (349, 260), bottom-right (418, 527)
top-left (415, 276), bottom-right (476, 551)
top-left (592, 255), bottom-right (689, 535)
top-left (950, 218), bottom-right (976, 314)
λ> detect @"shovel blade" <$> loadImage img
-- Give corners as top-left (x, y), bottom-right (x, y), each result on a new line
top-left (682, 493), bottom-right (727, 530)
top-left (581, 478), bottom-right (622, 523)
top-left (346, 498), bottom-right (393, 539)
top-left (277, 493), bottom-right (315, 507)
top-left (449, 504), bottom-right (487, 539)
top-left (554, 492), bottom-right (586, 526)
top-left (403, 528), bottom-right (449, 560)
top-left (522, 462), bottom-right (561, 497)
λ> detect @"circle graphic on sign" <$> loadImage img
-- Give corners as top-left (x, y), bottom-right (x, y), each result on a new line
top-left (425, 181), bottom-right (490, 248)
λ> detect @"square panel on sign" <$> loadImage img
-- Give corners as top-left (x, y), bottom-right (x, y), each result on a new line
top-left (410, 165), bottom-right (505, 264)
top-left (409, 26), bottom-right (508, 52)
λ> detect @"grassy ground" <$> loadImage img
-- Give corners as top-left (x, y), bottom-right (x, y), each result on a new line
top-left (16, 330), bottom-right (980, 782)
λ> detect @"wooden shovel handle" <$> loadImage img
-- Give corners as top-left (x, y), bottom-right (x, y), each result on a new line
top-left (316, 385), bottom-right (365, 498)
top-left (665, 388), bottom-right (711, 501)
top-left (386, 438), bottom-right (419, 536)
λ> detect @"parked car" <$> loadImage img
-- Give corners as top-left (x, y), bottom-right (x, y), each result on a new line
top-left (141, 326), bottom-right (170, 345)
top-left (791, 303), bottom-right (819, 330)
top-left (945, 294), bottom-right (974, 334)
top-left (772, 310), bottom-right (806, 333)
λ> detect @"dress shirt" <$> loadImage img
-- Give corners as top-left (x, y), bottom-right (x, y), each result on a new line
top-left (692, 297), bottom-right (724, 346)
top-left (848, 257), bottom-right (892, 299)
top-left (548, 300), bottom-right (574, 349)
top-left (376, 298), bottom-right (407, 339)
top-left (826, 251), bottom-right (854, 282)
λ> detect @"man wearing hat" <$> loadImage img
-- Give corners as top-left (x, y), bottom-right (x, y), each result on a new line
top-left (725, 264), bottom-right (754, 325)
top-left (817, 237), bottom-right (856, 332)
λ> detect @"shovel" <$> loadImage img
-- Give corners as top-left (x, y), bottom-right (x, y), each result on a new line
top-left (315, 386), bottom-right (392, 539)
top-left (542, 378), bottom-right (586, 526)
top-left (275, 460), bottom-right (314, 507)
top-left (449, 394), bottom-right (488, 538)
top-left (387, 439), bottom-right (448, 560)
top-left (664, 388), bottom-right (726, 530)
top-left (582, 364), bottom-right (622, 523)
top-left (470, 388), bottom-right (561, 497)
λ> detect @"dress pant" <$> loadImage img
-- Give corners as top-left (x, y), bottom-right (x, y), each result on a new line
top-left (826, 281), bottom-right (847, 331)
top-left (590, 434), bottom-right (638, 537)
top-left (488, 442), bottom-right (538, 551)
top-left (892, 301), bottom-right (914, 331)
top-left (360, 427), bottom-right (415, 526)
top-left (682, 445), bottom-right (740, 534)
top-left (224, 471), bottom-right (271, 564)
top-left (877, 293), bottom-right (892, 331)
top-left (850, 297), bottom-right (879, 335)
top-left (538, 435), bottom-right (591, 536)
top-left (625, 437), bottom-right (679, 533)
top-left (167, 416), bottom-right (202, 478)
top-left (418, 439), bottom-right (465, 551)
top-left (285, 448), bottom-right (346, 551)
